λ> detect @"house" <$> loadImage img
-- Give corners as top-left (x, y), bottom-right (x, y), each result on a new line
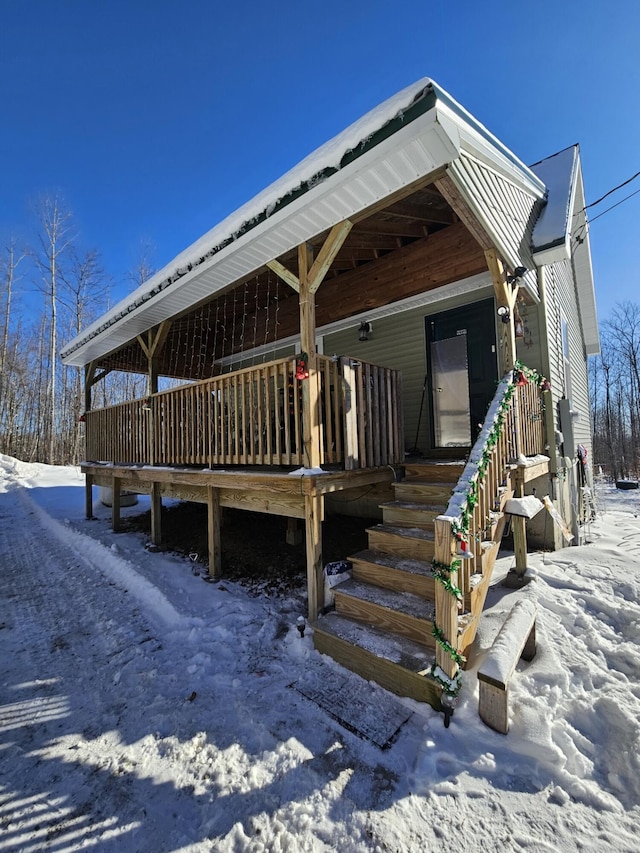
top-left (61, 79), bottom-right (599, 711)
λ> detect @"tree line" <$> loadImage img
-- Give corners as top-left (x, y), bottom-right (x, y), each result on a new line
top-left (589, 301), bottom-right (640, 480)
top-left (0, 195), bottom-right (149, 465)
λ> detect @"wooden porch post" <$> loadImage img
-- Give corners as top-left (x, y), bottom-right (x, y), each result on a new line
top-left (486, 249), bottom-right (523, 459)
top-left (150, 481), bottom-right (162, 547)
top-left (84, 362), bottom-right (96, 519)
top-left (304, 493), bottom-right (323, 620)
top-left (266, 221), bottom-right (352, 620)
top-left (298, 242), bottom-right (322, 470)
top-left (137, 321), bottom-right (171, 466)
top-left (207, 485), bottom-right (222, 579)
top-left (111, 476), bottom-right (121, 533)
top-left (485, 249), bottom-right (518, 375)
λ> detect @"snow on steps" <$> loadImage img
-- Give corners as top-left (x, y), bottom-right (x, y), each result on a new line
top-left (349, 549), bottom-right (436, 599)
top-left (333, 577), bottom-right (436, 647)
top-left (367, 523), bottom-right (436, 561)
top-left (312, 611), bottom-right (440, 706)
top-left (379, 500), bottom-right (443, 528)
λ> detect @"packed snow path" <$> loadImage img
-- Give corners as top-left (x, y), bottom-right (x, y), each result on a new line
top-left (1, 457), bottom-right (640, 851)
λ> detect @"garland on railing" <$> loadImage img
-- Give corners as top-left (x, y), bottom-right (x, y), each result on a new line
top-left (429, 363), bottom-right (550, 698)
top-left (446, 362), bottom-right (550, 549)
top-left (432, 625), bottom-right (466, 666)
top-left (429, 663), bottom-right (463, 697)
top-left (432, 558), bottom-right (463, 600)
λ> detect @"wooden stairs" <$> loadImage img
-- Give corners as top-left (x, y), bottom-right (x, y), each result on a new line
top-left (312, 459), bottom-right (513, 709)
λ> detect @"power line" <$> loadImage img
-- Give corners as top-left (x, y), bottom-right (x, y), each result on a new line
top-left (580, 169), bottom-right (640, 213)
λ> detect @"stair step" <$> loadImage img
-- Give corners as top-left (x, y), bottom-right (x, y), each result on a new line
top-left (349, 549), bottom-right (436, 599)
top-left (394, 480), bottom-right (455, 504)
top-left (380, 500), bottom-right (442, 528)
top-left (333, 578), bottom-right (436, 646)
top-left (403, 461), bottom-right (465, 481)
top-left (367, 524), bottom-right (435, 561)
top-left (312, 611), bottom-right (440, 706)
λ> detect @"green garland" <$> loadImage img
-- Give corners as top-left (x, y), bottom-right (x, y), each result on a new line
top-left (432, 625), bottom-right (466, 666)
top-left (430, 363), bottom-right (549, 699)
top-left (432, 558), bottom-right (463, 600)
top-left (430, 663), bottom-right (463, 697)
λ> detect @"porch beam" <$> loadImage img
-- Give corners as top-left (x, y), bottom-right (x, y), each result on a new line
top-left (485, 248), bottom-right (518, 374)
top-left (308, 220), bottom-right (353, 293)
top-left (266, 259), bottom-right (300, 292)
top-left (434, 172), bottom-right (494, 251)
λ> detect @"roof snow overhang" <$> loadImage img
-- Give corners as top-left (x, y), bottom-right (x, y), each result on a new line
top-left (61, 79), bottom-right (548, 368)
top-left (531, 146), bottom-right (600, 355)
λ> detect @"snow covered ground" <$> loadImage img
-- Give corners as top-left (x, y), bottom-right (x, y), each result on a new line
top-left (1, 455), bottom-right (639, 852)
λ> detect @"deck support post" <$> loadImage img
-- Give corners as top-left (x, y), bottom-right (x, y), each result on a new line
top-left (304, 494), bottom-right (323, 620)
top-left (111, 476), bottom-right (121, 532)
top-left (85, 473), bottom-right (93, 520)
top-left (433, 516), bottom-right (460, 681)
top-left (286, 517), bottom-right (302, 546)
top-left (207, 485), bottom-right (222, 579)
top-left (150, 481), bottom-right (162, 546)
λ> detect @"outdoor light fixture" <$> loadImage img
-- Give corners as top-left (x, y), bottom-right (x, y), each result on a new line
top-left (358, 321), bottom-right (371, 342)
top-left (497, 305), bottom-right (511, 324)
top-left (441, 691), bottom-right (459, 728)
top-left (296, 616), bottom-right (306, 638)
top-left (506, 266), bottom-right (528, 286)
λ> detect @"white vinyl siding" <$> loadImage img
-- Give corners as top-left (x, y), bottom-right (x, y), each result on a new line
top-left (448, 153), bottom-right (543, 300)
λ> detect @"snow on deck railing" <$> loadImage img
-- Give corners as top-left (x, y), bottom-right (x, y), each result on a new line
top-left (442, 370), bottom-right (516, 527)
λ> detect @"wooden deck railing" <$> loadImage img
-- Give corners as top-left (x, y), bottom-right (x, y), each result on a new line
top-left (85, 355), bottom-right (403, 470)
top-left (433, 365), bottom-right (547, 681)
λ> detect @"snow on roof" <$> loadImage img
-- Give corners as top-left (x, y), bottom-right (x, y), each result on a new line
top-left (530, 145), bottom-right (579, 261)
top-left (531, 146), bottom-right (599, 355)
top-left (61, 79), bottom-right (437, 363)
top-left (60, 78), bottom-right (550, 367)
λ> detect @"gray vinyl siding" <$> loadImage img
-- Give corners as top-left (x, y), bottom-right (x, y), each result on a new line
top-left (448, 154), bottom-right (542, 300)
top-left (322, 287), bottom-right (495, 453)
top-left (543, 260), bottom-right (592, 454)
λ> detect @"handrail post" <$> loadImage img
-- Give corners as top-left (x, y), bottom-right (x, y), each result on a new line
top-left (433, 516), bottom-right (460, 680)
top-left (341, 357), bottom-right (359, 470)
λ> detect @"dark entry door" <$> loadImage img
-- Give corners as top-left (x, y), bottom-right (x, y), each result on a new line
top-left (426, 299), bottom-right (497, 449)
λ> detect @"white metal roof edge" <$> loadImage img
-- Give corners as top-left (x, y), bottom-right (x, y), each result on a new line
top-left (571, 161), bottom-right (600, 355)
top-left (61, 107), bottom-right (460, 366)
top-left (61, 78), bottom-right (550, 367)
top-left (530, 146), bottom-right (580, 263)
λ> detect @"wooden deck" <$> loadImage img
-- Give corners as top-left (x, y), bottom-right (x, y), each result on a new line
top-left (83, 460), bottom-right (397, 619)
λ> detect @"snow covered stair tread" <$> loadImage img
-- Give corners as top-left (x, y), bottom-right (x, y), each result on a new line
top-left (366, 524), bottom-right (436, 562)
top-left (348, 549), bottom-right (436, 599)
top-left (334, 577), bottom-right (436, 621)
top-left (313, 611), bottom-right (440, 706)
top-left (292, 659), bottom-right (413, 748)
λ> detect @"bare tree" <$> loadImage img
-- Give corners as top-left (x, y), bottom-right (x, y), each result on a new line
top-left (32, 195), bottom-right (75, 463)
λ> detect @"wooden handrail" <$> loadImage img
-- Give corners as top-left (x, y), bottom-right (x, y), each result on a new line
top-left (84, 354), bottom-right (403, 470)
top-left (433, 364), bottom-right (547, 681)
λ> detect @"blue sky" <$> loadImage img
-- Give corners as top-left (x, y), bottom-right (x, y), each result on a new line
top-left (1, 0), bottom-right (638, 323)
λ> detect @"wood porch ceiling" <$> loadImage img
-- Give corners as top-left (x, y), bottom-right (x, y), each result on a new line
top-left (98, 182), bottom-right (488, 379)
